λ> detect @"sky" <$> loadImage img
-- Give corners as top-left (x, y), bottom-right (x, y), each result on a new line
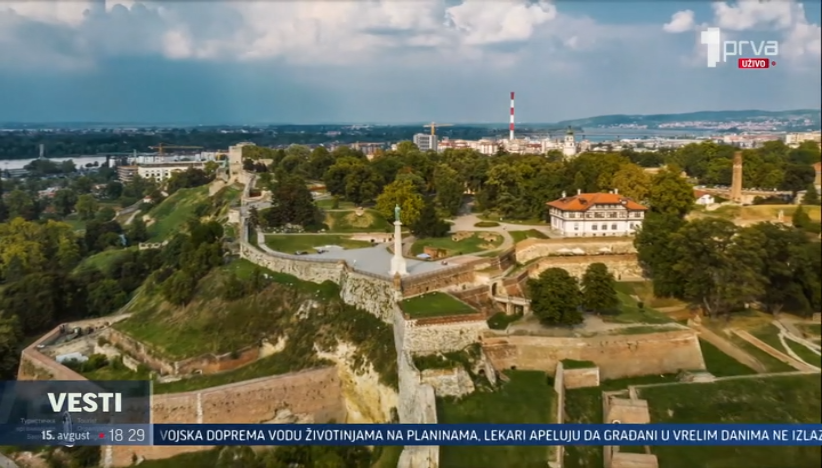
top-left (0, 0), bottom-right (820, 124)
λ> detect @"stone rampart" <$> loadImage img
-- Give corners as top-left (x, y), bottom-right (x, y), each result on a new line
top-left (481, 329), bottom-right (705, 380)
top-left (403, 314), bottom-right (489, 354)
top-left (516, 237), bottom-right (636, 264)
top-left (451, 285), bottom-right (495, 314)
top-left (420, 367), bottom-right (475, 397)
top-left (553, 362), bottom-right (565, 468)
top-left (400, 264), bottom-right (476, 297)
top-left (111, 367), bottom-right (345, 466)
top-left (562, 367), bottom-right (601, 389)
top-left (528, 254), bottom-right (642, 280)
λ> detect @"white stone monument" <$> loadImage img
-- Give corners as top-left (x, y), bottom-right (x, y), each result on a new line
top-left (390, 204), bottom-right (408, 276)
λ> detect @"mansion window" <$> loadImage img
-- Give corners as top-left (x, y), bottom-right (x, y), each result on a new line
top-left (591, 224), bottom-right (597, 230)
top-left (608, 212), bottom-right (618, 218)
top-left (594, 212), bottom-right (604, 218)
top-left (574, 223), bottom-right (579, 230)
top-left (601, 224), bottom-right (607, 230)
top-left (611, 224), bottom-right (618, 230)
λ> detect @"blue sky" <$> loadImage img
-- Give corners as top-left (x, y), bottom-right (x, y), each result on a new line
top-left (0, 0), bottom-right (819, 124)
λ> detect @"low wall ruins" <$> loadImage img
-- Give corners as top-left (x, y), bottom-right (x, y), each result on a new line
top-left (402, 314), bottom-right (490, 354)
top-left (481, 329), bottom-right (705, 380)
top-left (515, 237), bottom-right (636, 264)
top-left (528, 254), bottom-right (643, 281)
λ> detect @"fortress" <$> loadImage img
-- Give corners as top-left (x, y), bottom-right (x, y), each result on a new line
top-left (18, 172), bottom-right (706, 468)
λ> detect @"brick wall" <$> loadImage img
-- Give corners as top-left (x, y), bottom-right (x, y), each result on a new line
top-left (402, 314), bottom-right (489, 354)
top-left (515, 237), bottom-right (637, 264)
top-left (400, 265), bottom-right (476, 297)
top-left (482, 328), bottom-right (705, 380)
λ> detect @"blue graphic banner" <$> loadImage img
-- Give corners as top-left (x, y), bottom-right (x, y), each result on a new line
top-left (0, 380), bottom-right (152, 446)
top-left (151, 424), bottom-right (822, 446)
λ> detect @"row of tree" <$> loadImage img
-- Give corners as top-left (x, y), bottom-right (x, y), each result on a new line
top-left (528, 263), bottom-right (621, 326)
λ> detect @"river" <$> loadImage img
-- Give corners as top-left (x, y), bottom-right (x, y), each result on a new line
top-left (1, 156), bottom-right (109, 170)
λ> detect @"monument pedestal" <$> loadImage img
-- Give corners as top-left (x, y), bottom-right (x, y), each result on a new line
top-left (389, 219), bottom-right (408, 276)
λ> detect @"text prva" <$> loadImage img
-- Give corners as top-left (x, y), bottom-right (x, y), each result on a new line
top-left (47, 393), bottom-right (122, 413)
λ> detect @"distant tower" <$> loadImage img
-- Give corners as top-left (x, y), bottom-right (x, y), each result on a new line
top-left (730, 151), bottom-right (743, 203)
top-left (562, 127), bottom-right (577, 158)
top-left (39, 144), bottom-right (44, 159)
top-left (509, 92), bottom-right (515, 141)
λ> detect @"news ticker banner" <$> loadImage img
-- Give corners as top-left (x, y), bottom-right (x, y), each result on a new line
top-left (2, 423), bottom-right (822, 447)
top-left (0, 380), bottom-right (151, 447)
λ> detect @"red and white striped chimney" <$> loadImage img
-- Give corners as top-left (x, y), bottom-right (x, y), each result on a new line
top-left (509, 92), bottom-right (515, 141)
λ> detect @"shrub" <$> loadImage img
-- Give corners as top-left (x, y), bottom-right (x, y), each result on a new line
top-left (474, 221), bottom-right (500, 228)
top-left (487, 312), bottom-right (522, 330)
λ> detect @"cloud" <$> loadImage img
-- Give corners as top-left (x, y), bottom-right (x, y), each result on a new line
top-left (667, 0), bottom-right (820, 67)
top-left (663, 10), bottom-right (695, 33)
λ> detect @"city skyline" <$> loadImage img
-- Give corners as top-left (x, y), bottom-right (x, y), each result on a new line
top-left (1, 0), bottom-right (820, 124)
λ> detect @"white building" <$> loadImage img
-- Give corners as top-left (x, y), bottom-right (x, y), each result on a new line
top-left (137, 161), bottom-right (206, 182)
top-left (562, 128), bottom-right (577, 158)
top-left (413, 133), bottom-right (438, 152)
top-left (546, 190), bottom-right (647, 237)
top-left (785, 131), bottom-right (821, 148)
top-left (694, 190), bottom-right (715, 205)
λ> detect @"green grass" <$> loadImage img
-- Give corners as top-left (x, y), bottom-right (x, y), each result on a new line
top-left (728, 334), bottom-right (795, 373)
top-left (83, 363), bottom-right (151, 381)
top-left (112, 258), bottom-right (399, 389)
top-left (561, 359), bottom-right (596, 369)
top-left (264, 234), bottom-right (373, 253)
top-left (73, 248), bottom-right (135, 275)
top-left (563, 374), bottom-right (680, 468)
top-left (487, 312), bottom-right (522, 330)
top-left (438, 370), bottom-right (555, 468)
top-left (315, 198), bottom-right (357, 210)
top-left (324, 209), bottom-right (391, 233)
top-left (751, 323), bottom-right (788, 354)
top-left (641, 374), bottom-right (821, 468)
top-left (614, 281), bottom-right (684, 309)
top-left (785, 338), bottom-right (822, 368)
top-left (400, 292), bottom-right (477, 319)
top-left (63, 214), bottom-right (86, 232)
top-left (371, 446), bottom-right (404, 468)
top-left (698, 338), bottom-right (757, 377)
top-left (478, 212), bottom-right (547, 225)
top-left (798, 323), bottom-right (821, 337)
top-left (611, 325), bottom-right (682, 335)
top-left (146, 186), bottom-right (210, 241)
top-left (509, 229), bottom-right (548, 243)
top-left (410, 232), bottom-right (503, 257)
top-left (474, 221), bottom-right (500, 227)
top-left (600, 292), bottom-right (674, 324)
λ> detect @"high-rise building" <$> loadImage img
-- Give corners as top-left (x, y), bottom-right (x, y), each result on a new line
top-left (413, 133), bottom-right (438, 152)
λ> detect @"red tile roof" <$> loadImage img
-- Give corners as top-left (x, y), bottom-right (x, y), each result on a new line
top-left (814, 162), bottom-right (821, 172)
top-left (546, 192), bottom-right (647, 212)
top-left (694, 190), bottom-right (711, 198)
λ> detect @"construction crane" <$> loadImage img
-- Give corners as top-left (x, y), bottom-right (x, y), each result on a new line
top-left (422, 122), bottom-right (453, 137)
top-left (148, 144), bottom-right (203, 155)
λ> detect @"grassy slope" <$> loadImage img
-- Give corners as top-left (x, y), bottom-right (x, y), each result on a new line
top-left (642, 374), bottom-right (821, 468)
top-left (146, 186), bottom-right (210, 242)
top-left (400, 292), bottom-right (477, 319)
top-left (410, 232), bottom-right (503, 256)
top-left (438, 370), bottom-right (555, 468)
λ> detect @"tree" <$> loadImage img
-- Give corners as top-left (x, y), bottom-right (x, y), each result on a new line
top-left (75, 194), bottom-right (99, 220)
top-left (0, 316), bottom-right (22, 379)
top-left (780, 164), bottom-right (816, 194)
top-left (433, 164), bottom-right (465, 216)
top-left (646, 167), bottom-right (694, 218)
top-left (87, 279), bottom-right (128, 316)
top-left (344, 165), bottom-right (383, 204)
top-left (5, 189), bottom-right (39, 220)
top-left (802, 184), bottom-right (820, 205)
top-left (411, 198), bottom-right (450, 238)
top-left (670, 218), bottom-right (765, 317)
top-left (634, 212), bottom-right (687, 297)
top-left (527, 268), bottom-right (583, 326)
top-left (580, 263), bottom-right (619, 313)
top-left (610, 163), bottom-right (651, 201)
top-left (792, 204), bottom-right (811, 229)
top-left (162, 271), bottom-right (198, 306)
top-left (375, 178), bottom-right (425, 226)
top-left (260, 176), bottom-right (320, 229)
top-left (52, 189), bottom-right (78, 216)
top-left (127, 217), bottom-right (149, 243)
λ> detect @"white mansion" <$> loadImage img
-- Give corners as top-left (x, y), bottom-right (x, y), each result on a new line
top-left (546, 190), bottom-right (648, 237)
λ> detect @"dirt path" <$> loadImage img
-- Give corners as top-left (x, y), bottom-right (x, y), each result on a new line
top-left (693, 326), bottom-right (767, 373)
top-left (732, 329), bottom-right (817, 372)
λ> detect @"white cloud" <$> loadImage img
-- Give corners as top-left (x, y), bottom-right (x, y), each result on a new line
top-left (444, 0), bottom-right (557, 46)
top-left (664, 10), bottom-right (695, 34)
top-left (711, 0), bottom-right (796, 31)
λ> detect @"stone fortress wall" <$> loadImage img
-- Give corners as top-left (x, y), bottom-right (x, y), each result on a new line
top-left (18, 320), bottom-right (346, 467)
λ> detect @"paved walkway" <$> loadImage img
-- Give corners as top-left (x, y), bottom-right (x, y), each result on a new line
top-left (692, 325), bottom-right (767, 373)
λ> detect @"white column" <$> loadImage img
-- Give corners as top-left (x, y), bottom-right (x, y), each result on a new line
top-left (390, 220), bottom-right (408, 276)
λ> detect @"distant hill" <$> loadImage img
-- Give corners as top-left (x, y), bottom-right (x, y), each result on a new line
top-left (552, 109), bottom-right (821, 129)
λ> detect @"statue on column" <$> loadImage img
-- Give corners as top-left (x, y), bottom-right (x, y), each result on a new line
top-left (394, 204), bottom-right (401, 223)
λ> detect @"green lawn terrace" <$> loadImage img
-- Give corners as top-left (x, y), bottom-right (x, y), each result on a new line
top-left (438, 370), bottom-right (558, 468)
top-left (400, 292), bottom-right (479, 320)
top-left (410, 231), bottom-right (504, 259)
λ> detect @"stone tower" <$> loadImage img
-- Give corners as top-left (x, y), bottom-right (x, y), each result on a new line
top-left (730, 151), bottom-right (743, 203)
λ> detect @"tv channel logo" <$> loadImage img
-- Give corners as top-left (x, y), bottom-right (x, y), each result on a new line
top-left (700, 27), bottom-right (778, 69)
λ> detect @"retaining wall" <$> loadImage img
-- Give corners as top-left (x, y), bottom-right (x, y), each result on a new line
top-left (402, 314), bottom-right (490, 354)
top-left (482, 329), bottom-right (705, 380)
top-left (528, 254), bottom-right (642, 281)
top-left (516, 237), bottom-right (636, 264)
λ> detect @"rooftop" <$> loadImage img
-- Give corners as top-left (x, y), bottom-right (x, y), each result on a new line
top-left (547, 192), bottom-right (647, 212)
